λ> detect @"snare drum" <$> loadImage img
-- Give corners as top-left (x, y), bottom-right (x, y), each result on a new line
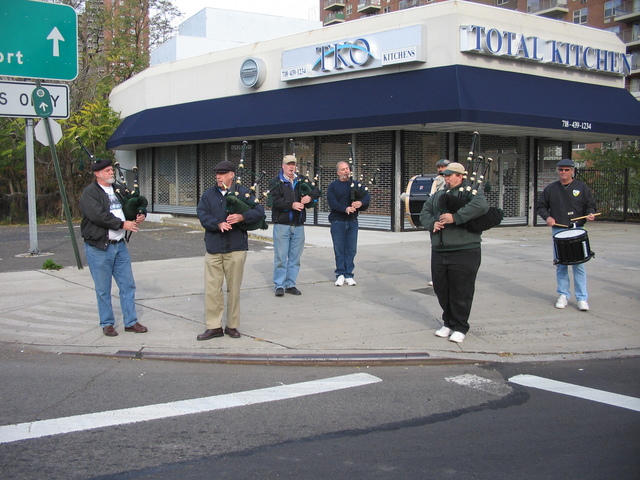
top-left (404, 174), bottom-right (436, 228)
top-left (553, 229), bottom-right (595, 265)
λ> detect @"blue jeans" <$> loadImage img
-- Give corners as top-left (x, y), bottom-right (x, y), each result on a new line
top-left (552, 227), bottom-right (588, 301)
top-left (85, 241), bottom-right (138, 328)
top-left (330, 220), bottom-right (358, 278)
top-left (273, 224), bottom-right (305, 289)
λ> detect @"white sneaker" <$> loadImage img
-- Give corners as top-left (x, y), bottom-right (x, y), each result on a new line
top-left (449, 331), bottom-right (466, 343)
top-left (334, 275), bottom-right (345, 286)
top-left (434, 326), bottom-right (452, 338)
top-left (555, 295), bottom-right (568, 309)
top-left (577, 300), bottom-right (589, 311)
top-left (345, 277), bottom-right (356, 286)
top-left (428, 281), bottom-right (434, 286)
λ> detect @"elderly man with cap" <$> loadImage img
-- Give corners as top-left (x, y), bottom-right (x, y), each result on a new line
top-left (196, 160), bottom-right (265, 340)
top-left (268, 154), bottom-right (320, 297)
top-left (430, 159), bottom-right (450, 195)
top-left (79, 158), bottom-right (148, 337)
top-left (419, 162), bottom-right (489, 343)
top-left (537, 159), bottom-right (596, 311)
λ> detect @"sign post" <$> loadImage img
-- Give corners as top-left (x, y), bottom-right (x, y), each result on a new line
top-left (34, 84), bottom-right (83, 269)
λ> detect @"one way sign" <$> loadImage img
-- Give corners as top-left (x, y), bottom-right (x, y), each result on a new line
top-left (0, 81), bottom-right (69, 119)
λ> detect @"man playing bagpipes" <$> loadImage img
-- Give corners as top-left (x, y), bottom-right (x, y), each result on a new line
top-left (196, 160), bottom-right (266, 341)
top-left (268, 155), bottom-right (320, 297)
top-left (327, 161), bottom-right (371, 287)
top-left (419, 162), bottom-right (489, 344)
top-left (79, 158), bottom-right (148, 337)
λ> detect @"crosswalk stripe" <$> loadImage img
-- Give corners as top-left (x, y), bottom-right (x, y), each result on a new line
top-left (0, 373), bottom-right (382, 444)
top-left (509, 374), bottom-right (640, 412)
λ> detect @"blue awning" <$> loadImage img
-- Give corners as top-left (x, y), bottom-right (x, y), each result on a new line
top-left (107, 65), bottom-right (640, 150)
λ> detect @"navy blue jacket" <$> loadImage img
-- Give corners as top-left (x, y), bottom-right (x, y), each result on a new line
top-left (197, 184), bottom-right (265, 254)
top-left (327, 178), bottom-right (370, 222)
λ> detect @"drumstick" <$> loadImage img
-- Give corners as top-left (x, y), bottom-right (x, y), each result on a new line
top-left (553, 223), bottom-right (569, 228)
top-left (570, 213), bottom-right (601, 222)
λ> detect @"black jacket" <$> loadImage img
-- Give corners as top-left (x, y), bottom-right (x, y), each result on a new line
top-left (79, 181), bottom-right (126, 250)
top-left (536, 179), bottom-right (596, 227)
top-left (197, 184), bottom-right (266, 254)
top-left (269, 172), bottom-right (320, 225)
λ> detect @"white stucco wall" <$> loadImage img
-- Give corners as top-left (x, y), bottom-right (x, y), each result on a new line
top-left (113, 1), bottom-right (628, 120)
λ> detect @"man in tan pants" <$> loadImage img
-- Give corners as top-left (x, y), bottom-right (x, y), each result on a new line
top-left (196, 160), bottom-right (265, 340)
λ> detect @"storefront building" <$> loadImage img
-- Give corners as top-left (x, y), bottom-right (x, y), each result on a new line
top-left (107, 1), bottom-right (640, 231)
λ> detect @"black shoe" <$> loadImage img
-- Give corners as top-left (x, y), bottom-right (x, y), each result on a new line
top-left (196, 328), bottom-right (224, 341)
top-left (224, 327), bottom-right (241, 338)
top-left (285, 287), bottom-right (301, 295)
top-left (275, 287), bottom-right (284, 297)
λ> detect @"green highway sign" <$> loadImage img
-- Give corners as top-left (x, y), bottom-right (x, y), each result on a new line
top-left (0, 0), bottom-right (78, 81)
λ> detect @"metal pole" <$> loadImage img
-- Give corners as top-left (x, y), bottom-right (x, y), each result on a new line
top-left (25, 118), bottom-right (39, 254)
top-left (43, 117), bottom-right (83, 269)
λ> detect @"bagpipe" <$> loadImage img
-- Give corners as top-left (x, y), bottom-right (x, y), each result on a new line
top-left (225, 141), bottom-right (268, 230)
top-left (76, 136), bottom-right (148, 241)
top-left (438, 132), bottom-right (503, 233)
top-left (299, 159), bottom-right (322, 198)
top-left (348, 142), bottom-right (378, 207)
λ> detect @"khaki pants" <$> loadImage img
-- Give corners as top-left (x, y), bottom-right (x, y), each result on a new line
top-left (204, 250), bottom-right (247, 329)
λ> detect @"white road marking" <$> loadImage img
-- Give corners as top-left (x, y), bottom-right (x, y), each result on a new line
top-left (445, 374), bottom-right (512, 396)
top-left (509, 374), bottom-right (640, 412)
top-left (0, 373), bottom-right (381, 444)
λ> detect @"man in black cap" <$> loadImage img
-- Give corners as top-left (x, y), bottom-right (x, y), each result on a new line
top-left (430, 159), bottom-right (450, 195)
top-left (537, 159), bottom-right (596, 311)
top-left (196, 160), bottom-right (265, 340)
top-left (79, 158), bottom-right (148, 337)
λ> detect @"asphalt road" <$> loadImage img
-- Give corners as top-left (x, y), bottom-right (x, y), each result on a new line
top-left (1, 345), bottom-right (638, 480)
top-left (0, 221), bottom-right (271, 273)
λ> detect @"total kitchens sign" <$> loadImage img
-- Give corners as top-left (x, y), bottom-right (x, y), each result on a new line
top-left (280, 23), bottom-right (630, 82)
top-left (460, 25), bottom-right (630, 76)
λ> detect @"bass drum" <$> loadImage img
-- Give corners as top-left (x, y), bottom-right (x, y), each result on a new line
top-left (404, 174), bottom-right (436, 228)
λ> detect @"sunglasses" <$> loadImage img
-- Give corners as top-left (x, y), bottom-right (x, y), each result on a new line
top-left (558, 168), bottom-right (573, 172)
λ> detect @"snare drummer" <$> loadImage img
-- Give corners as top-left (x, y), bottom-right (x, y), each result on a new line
top-left (536, 159), bottom-right (597, 311)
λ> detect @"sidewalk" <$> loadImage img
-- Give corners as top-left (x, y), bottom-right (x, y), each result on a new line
top-left (1, 220), bottom-right (638, 364)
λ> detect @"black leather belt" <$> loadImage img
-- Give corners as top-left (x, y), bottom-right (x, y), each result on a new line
top-left (109, 239), bottom-right (124, 244)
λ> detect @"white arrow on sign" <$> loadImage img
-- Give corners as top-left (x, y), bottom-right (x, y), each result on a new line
top-left (47, 27), bottom-right (65, 57)
top-left (34, 119), bottom-right (63, 146)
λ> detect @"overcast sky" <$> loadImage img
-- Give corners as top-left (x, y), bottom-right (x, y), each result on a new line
top-left (170, 0), bottom-right (320, 25)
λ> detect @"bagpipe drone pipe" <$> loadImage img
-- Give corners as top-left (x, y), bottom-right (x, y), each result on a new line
top-left (347, 142), bottom-right (379, 208)
top-left (438, 132), bottom-right (503, 233)
top-left (76, 136), bottom-right (148, 241)
top-left (226, 141), bottom-right (268, 231)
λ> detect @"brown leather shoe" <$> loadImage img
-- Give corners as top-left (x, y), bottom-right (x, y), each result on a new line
top-left (224, 327), bottom-right (241, 338)
top-left (103, 325), bottom-right (118, 337)
top-left (124, 322), bottom-right (148, 333)
top-left (197, 328), bottom-right (224, 341)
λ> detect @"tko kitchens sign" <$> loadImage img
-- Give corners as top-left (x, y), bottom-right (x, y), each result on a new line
top-left (281, 25), bottom-right (426, 81)
top-left (460, 25), bottom-right (631, 77)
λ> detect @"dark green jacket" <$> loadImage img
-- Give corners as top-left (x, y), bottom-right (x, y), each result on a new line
top-left (419, 189), bottom-right (489, 251)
